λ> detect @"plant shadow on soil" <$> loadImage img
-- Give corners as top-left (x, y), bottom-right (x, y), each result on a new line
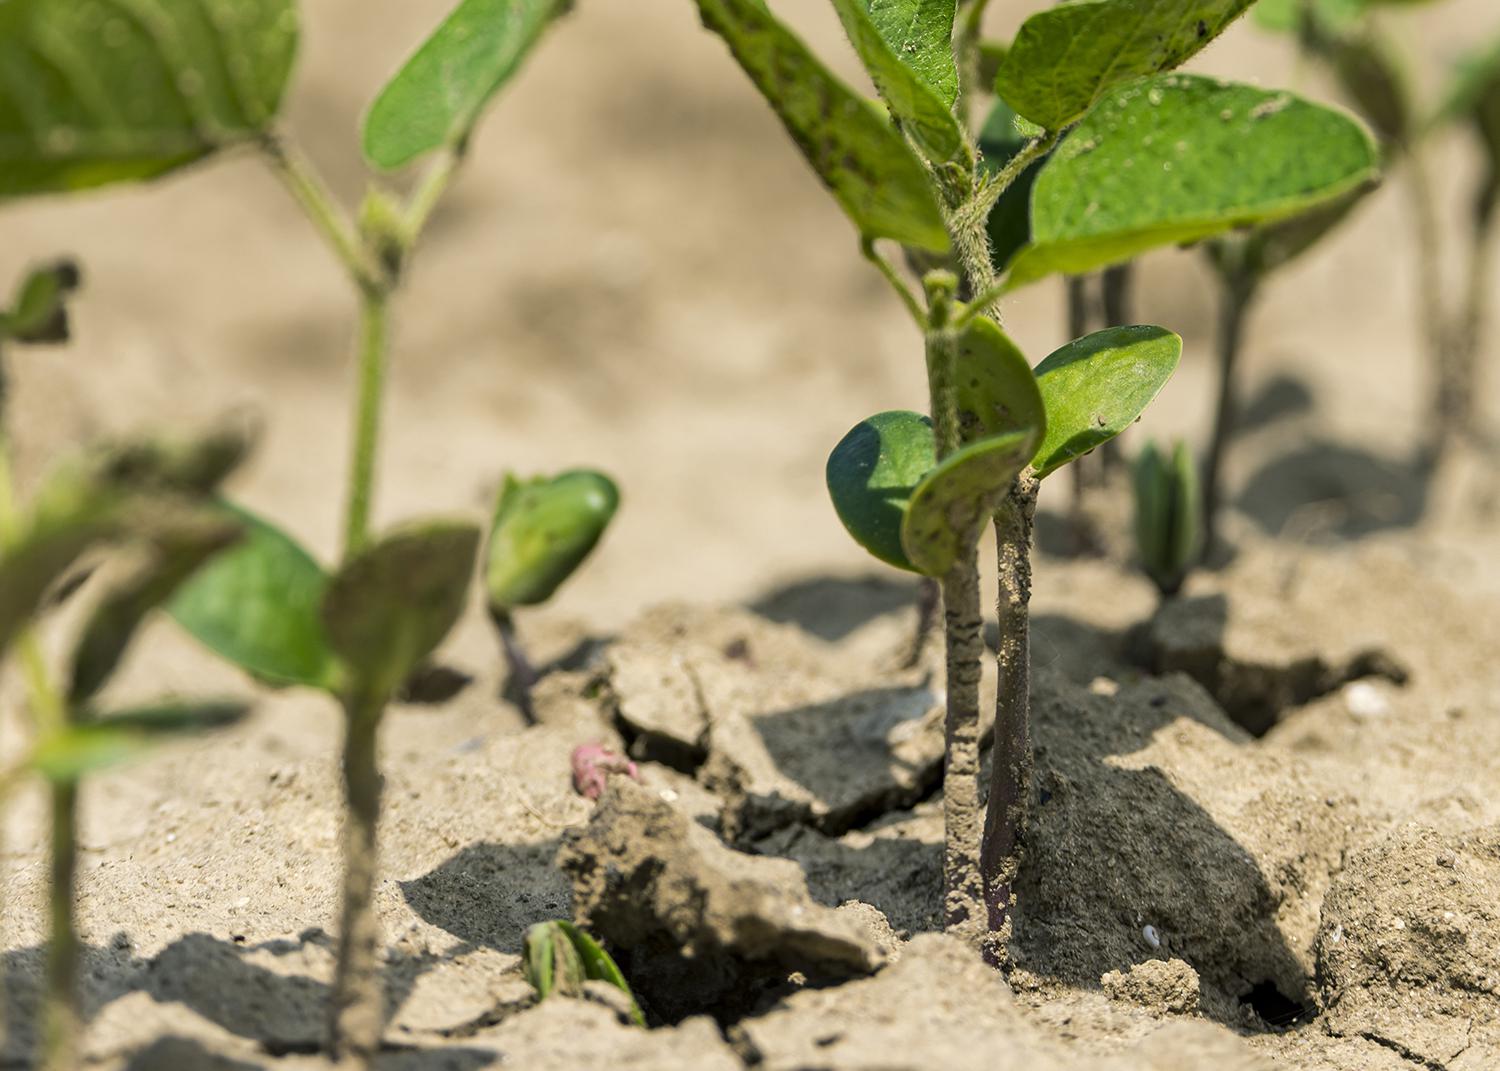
top-left (0, 932), bottom-right (496, 1069)
top-left (1236, 438), bottom-right (1432, 542)
top-left (399, 838), bottom-right (569, 953)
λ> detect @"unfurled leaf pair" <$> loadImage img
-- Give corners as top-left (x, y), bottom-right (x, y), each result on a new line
top-left (522, 920), bottom-right (643, 1026)
top-left (827, 325), bottom-right (1182, 577)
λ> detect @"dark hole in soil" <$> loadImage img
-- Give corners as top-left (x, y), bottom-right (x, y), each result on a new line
top-left (1239, 980), bottom-right (1313, 1027)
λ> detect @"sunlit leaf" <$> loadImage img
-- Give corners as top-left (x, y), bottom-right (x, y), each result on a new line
top-left (900, 430), bottom-right (1032, 577)
top-left (954, 313), bottom-right (1045, 452)
top-left (486, 470), bottom-right (619, 611)
top-left (29, 700), bottom-right (248, 784)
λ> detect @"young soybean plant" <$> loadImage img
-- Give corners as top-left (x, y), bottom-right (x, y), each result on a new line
top-left (0, 0), bottom-right (578, 1062)
top-left (691, 0), bottom-right (1381, 960)
top-left (1132, 439), bottom-right (1203, 598)
top-left (0, 268), bottom-right (251, 1071)
top-left (484, 470), bottom-right (620, 720)
top-left (522, 919), bottom-right (644, 1026)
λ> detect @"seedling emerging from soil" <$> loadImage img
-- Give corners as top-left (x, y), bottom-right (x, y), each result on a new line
top-left (0, 0), bottom-right (574, 1062)
top-left (523, 919), bottom-right (644, 1026)
top-left (486, 471), bottom-right (620, 719)
top-left (691, 0), bottom-right (1379, 959)
top-left (1132, 440), bottom-right (1203, 598)
top-left (0, 267), bottom-right (251, 1071)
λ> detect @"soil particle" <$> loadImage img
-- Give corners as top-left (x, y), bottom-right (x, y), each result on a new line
top-left (1101, 958), bottom-right (1204, 1015)
top-left (557, 780), bottom-right (885, 1021)
top-left (1317, 822), bottom-right (1500, 1069)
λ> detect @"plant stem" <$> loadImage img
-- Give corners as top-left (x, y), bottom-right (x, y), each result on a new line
top-left (953, 132), bottom-right (1058, 323)
top-left (1406, 150), bottom-right (1457, 463)
top-left (861, 240), bottom-right (928, 329)
top-left (978, 474), bottom-right (1037, 963)
top-left (903, 576), bottom-right (941, 670)
top-left (1202, 273), bottom-right (1254, 558)
top-left (40, 781), bottom-right (79, 1071)
top-left (329, 698), bottom-right (385, 1067)
top-left (954, 0), bottom-right (995, 124)
top-left (403, 149), bottom-right (463, 247)
top-left (1451, 197), bottom-right (1499, 450)
top-left (342, 293), bottom-right (391, 559)
top-left (939, 558), bottom-right (987, 945)
top-left (491, 608), bottom-right (538, 723)
top-left (264, 141), bottom-right (384, 298)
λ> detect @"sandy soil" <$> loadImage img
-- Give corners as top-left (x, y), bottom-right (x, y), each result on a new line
top-left (4, 0), bottom-right (1500, 1068)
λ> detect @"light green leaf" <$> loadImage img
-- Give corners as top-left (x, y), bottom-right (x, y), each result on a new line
top-left (169, 506), bottom-right (338, 691)
top-left (522, 920), bottom-right (643, 1026)
top-left (486, 470), bottom-right (619, 612)
top-left (363, 0), bottom-right (570, 170)
top-left (693, 0), bottom-right (950, 252)
top-left (1032, 326), bottom-right (1182, 479)
top-left (1133, 439), bottom-right (1201, 596)
top-left (1004, 75), bottom-right (1381, 289)
top-left (826, 410), bottom-right (935, 573)
top-left (953, 312), bottom-right (1045, 457)
top-left (29, 700), bottom-right (249, 784)
top-left (322, 520), bottom-right (480, 700)
top-left (900, 430), bottom-right (1033, 577)
top-left (828, 0), bottom-right (967, 167)
top-left (1252, 0), bottom-right (1367, 34)
top-left (996, 0), bottom-right (1256, 130)
top-left (867, 0), bottom-right (958, 106)
top-left (1, 260), bottom-right (80, 344)
top-left (0, 0), bottom-right (298, 199)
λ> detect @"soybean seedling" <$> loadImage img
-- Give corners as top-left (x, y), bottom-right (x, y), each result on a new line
top-left (522, 919), bottom-right (644, 1026)
top-left (485, 470), bottom-right (620, 721)
top-left (0, 1), bottom-right (578, 1062)
top-left (1256, 0), bottom-right (1500, 459)
top-left (0, 266), bottom-right (252, 1071)
top-left (691, 0), bottom-right (1379, 960)
top-left (1133, 439), bottom-right (1203, 598)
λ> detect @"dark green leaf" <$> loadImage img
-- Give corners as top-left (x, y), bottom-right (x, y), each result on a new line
top-left (322, 520), bottom-right (480, 699)
top-left (486, 470), bottom-right (619, 611)
top-left (996, 0), bottom-right (1256, 130)
top-left (1440, 38), bottom-right (1500, 182)
top-left (169, 506), bottom-right (338, 690)
top-left (900, 431), bottom-right (1031, 577)
top-left (979, 98), bottom-right (1049, 272)
top-left (70, 508), bottom-right (244, 704)
top-left (828, 0), bottom-right (967, 167)
top-left (1231, 181), bottom-right (1374, 280)
top-left (1032, 326), bottom-right (1182, 478)
top-left (522, 920), bottom-right (643, 1026)
top-left (867, 0), bottom-right (959, 106)
top-left (2, 260), bottom-right (80, 344)
top-left (0, 0), bottom-right (298, 199)
top-left (29, 700), bottom-right (248, 784)
top-left (1005, 75), bottom-right (1381, 289)
top-left (954, 315), bottom-right (1045, 450)
top-left (693, 0), bottom-right (951, 252)
top-left (825, 410), bottom-right (935, 574)
top-left (363, 0), bottom-right (570, 170)
top-left (1133, 439), bottom-right (1201, 596)
top-left (1327, 32), bottom-right (1411, 147)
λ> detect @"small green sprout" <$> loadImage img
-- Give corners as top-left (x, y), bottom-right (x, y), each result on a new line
top-left (1132, 440), bottom-right (1203, 598)
top-left (522, 920), bottom-right (644, 1026)
top-left (485, 471), bottom-right (620, 720)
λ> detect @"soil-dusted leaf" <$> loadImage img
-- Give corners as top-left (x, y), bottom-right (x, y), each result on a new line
top-left (169, 507), bottom-right (338, 691)
top-left (1004, 75), bottom-right (1381, 289)
top-left (486, 470), bottom-right (619, 611)
top-left (523, 920), bottom-right (644, 1025)
top-left (1, 260), bottom-right (80, 344)
top-left (693, 0), bottom-right (951, 252)
top-left (0, 0), bottom-right (298, 199)
top-left (900, 430), bottom-right (1032, 577)
top-left (867, 0), bottom-right (959, 106)
top-left (322, 520), bottom-right (480, 699)
top-left (1133, 439), bottom-right (1201, 596)
top-left (70, 508), bottom-right (244, 704)
top-left (1031, 326), bottom-right (1182, 479)
top-left (826, 410), bottom-right (935, 574)
top-left (363, 0), bottom-right (570, 170)
top-left (979, 98), bottom-right (1050, 272)
top-left (954, 309), bottom-right (1045, 452)
top-left (995, 0), bottom-right (1256, 131)
top-left (29, 700), bottom-right (248, 784)
top-left (829, 0), bottom-right (967, 167)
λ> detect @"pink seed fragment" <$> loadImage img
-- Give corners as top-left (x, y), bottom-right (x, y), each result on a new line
top-left (571, 743), bottom-right (639, 800)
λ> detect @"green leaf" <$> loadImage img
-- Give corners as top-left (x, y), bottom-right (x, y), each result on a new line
top-left (995, 0), bottom-right (1256, 130)
top-left (867, 0), bottom-right (959, 106)
top-left (70, 507), bottom-right (244, 704)
top-left (1132, 439), bottom-right (1201, 596)
top-left (979, 98), bottom-right (1050, 272)
top-left (169, 506), bottom-right (338, 691)
top-left (1, 260), bottom-right (80, 344)
top-left (522, 920), bottom-right (643, 1026)
top-left (321, 520), bottom-right (480, 700)
top-left (1252, 0), bottom-right (1367, 34)
top-left (1440, 39), bottom-right (1500, 171)
top-left (828, 0), bottom-right (968, 167)
top-left (1004, 75), bottom-right (1381, 289)
top-left (0, 0), bottom-right (298, 199)
top-left (1327, 32), bottom-right (1412, 147)
top-left (900, 430), bottom-right (1032, 577)
top-left (29, 700), bottom-right (248, 784)
top-left (486, 470), bottom-right (619, 611)
top-left (692, 0), bottom-right (950, 252)
top-left (954, 315), bottom-right (1045, 451)
top-left (1031, 326), bottom-right (1182, 479)
top-left (362, 0), bottom-right (570, 170)
top-left (825, 410), bottom-right (935, 574)
top-left (1232, 181), bottom-right (1373, 280)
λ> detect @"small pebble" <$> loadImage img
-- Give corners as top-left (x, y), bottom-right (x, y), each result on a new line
top-left (1393, 917), bottom-right (1405, 930)
top-left (1345, 681), bottom-right (1389, 720)
top-left (1089, 677), bottom-right (1119, 697)
top-left (1436, 850), bottom-right (1457, 868)
top-left (1142, 924), bottom-right (1161, 949)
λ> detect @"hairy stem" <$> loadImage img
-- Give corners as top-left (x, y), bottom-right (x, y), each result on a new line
top-left (329, 699), bottom-right (385, 1067)
top-left (342, 293), bottom-right (390, 558)
top-left (491, 608), bottom-right (538, 723)
top-left (40, 781), bottom-right (79, 1071)
top-left (952, 132), bottom-right (1057, 322)
top-left (979, 475), bottom-right (1037, 963)
top-left (1202, 276), bottom-right (1254, 557)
